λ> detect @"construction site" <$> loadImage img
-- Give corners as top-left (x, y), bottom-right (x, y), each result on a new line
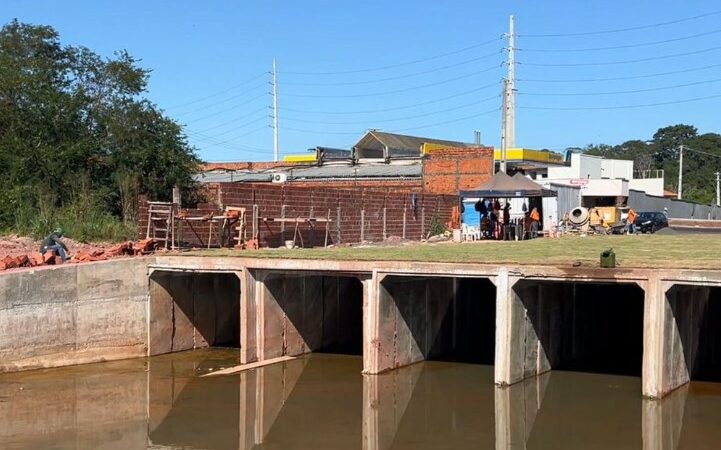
top-left (4, 2), bottom-right (721, 448)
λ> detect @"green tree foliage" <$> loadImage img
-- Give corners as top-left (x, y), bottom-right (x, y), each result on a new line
top-left (0, 20), bottom-right (200, 240)
top-left (582, 124), bottom-right (721, 204)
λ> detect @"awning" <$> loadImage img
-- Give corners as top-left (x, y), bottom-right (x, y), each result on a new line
top-left (459, 171), bottom-right (557, 198)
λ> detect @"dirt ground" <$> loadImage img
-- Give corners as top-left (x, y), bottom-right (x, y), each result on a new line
top-left (0, 235), bottom-right (113, 258)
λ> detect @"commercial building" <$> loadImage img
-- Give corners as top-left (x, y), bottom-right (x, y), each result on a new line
top-left (196, 131), bottom-right (494, 195)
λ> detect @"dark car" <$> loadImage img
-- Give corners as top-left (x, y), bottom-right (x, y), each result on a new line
top-left (635, 212), bottom-right (668, 233)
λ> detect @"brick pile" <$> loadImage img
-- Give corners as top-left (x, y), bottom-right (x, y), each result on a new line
top-left (0, 238), bottom-right (159, 272)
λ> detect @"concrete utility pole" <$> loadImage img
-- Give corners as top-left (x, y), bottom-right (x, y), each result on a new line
top-left (499, 79), bottom-right (508, 173)
top-left (272, 58), bottom-right (279, 162)
top-left (506, 15), bottom-right (516, 149)
top-left (716, 171), bottom-right (720, 206)
top-left (499, 15), bottom-right (516, 174)
top-left (677, 145), bottom-right (684, 200)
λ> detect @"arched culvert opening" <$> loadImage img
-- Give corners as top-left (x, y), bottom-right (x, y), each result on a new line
top-left (149, 271), bottom-right (241, 355)
top-left (667, 285), bottom-right (721, 382)
top-left (514, 280), bottom-right (644, 377)
top-left (380, 276), bottom-right (496, 365)
top-left (263, 274), bottom-right (363, 356)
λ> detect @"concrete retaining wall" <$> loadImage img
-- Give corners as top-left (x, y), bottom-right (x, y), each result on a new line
top-left (0, 259), bottom-right (149, 373)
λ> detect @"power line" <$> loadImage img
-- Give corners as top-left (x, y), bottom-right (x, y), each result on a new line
top-left (283, 107), bottom-right (500, 135)
top-left (517, 62), bottom-right (721, 83)
top-left (682, 146), bottom-right (721, 160)
top-left (179, 93), bottom-right (268, 123)
top-left (281, 84), bottom-right (501, 115)
top-left (283, 68), bottom-right (502, 98)
top-left (281, 94), bottom-right (500, 125)
top-left (518, 28), bottom-right (721, 52)
top-left (519, 78), bottom-right (721, 96)
top-left (207, 116), bottom-right (269, 138)
top-left (192, 106), bottom-right (269, 134)
top-left (391, 107), bottom-right (499, 132)
top-left (281, 37), bottom-right (503, 75)
top-left (281, 51), bottom-right (503, 86)
top-left (171, 82), bottom-right (267, 116)
top-left (187, 127), bottom-right (271, 153)
top-left (163, 72), bottom-right (267, 109)
top-left (519, 45), bottom-right (721, 67)
top-left (519, 93), bottom-right (721, 110)
top-left (520, 9), bottom-right (721, 37)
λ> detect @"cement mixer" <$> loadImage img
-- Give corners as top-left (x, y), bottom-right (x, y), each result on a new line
top-left (567, 207), bottom-right (590, 231)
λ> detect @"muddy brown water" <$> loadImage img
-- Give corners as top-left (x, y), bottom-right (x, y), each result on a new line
top-left (1, 349), bottom-right (720, 449)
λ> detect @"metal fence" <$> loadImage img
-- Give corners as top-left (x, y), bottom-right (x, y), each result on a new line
top-left (627, 190), bottom-right (721, 220)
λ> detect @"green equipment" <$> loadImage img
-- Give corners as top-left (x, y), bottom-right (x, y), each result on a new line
top-left (600, 248), bottom-right (616, 268)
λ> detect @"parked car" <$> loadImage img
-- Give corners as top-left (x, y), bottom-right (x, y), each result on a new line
top-left (634, 212), bottom-right (668, 233)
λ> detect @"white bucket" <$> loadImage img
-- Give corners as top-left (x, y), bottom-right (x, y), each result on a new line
top-left (452, 229), bottom-right (462, 242)
top-left (284, 240), bottom-right (295, 249)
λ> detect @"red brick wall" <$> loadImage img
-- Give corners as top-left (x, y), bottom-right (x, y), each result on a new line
top-left (422, 147), bottom-right (494, 194)
top-left (138, 185), bottom-right (457, 248)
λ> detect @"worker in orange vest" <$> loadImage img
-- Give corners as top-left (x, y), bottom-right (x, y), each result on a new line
top-left (626, 208), bottom-right (637, 234)
top-left (529, 207), bottom-right (540, 238)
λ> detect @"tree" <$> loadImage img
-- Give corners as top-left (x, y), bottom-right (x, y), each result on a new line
top-left (0, 20), bottom-right (200, 239)
top-left (581, 124), bottom-right (721, 205)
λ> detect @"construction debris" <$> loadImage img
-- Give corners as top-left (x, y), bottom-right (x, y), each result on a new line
top-left (0, 238), bottom-right (160, 273)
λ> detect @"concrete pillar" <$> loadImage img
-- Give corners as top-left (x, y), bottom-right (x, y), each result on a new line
top-left (239, 356), bottom-right (308, 447)
top-left (494, 269), bottom-right (551, 386)
top-left (642, 276), bottom-right (689, 398)
top-left (362, 363), bottom-right (423, 450)
top-left (641, 384), bottom-right (688, 450)
top-left (363, 274), bottom-right (455, 374)
top-left (363, 273), bottom-right (394, 374)
top-left (494, 372), bottom-right (550, 450)
top-left (240, 269), bottom-right (258, 364)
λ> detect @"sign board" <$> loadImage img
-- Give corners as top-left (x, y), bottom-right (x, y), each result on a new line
top-left (570, 178), bottom-right (589, 187)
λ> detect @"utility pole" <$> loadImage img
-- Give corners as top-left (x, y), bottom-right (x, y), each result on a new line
top-left (677, 144), bottom-right (684, 200)
top-left (272, 58), bottom-right (279, 162)
top-left (506, 15), bottom-right (516, 149)
top-left (716, 171), bottom-right (720, 206)
top-left (499, 79), bottom-right (508, 173)
top-left (499, 15), bottom-right (516, 174)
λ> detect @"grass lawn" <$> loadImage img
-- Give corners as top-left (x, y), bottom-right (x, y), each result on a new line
top-left (187, 234), bottom-right (721, 270)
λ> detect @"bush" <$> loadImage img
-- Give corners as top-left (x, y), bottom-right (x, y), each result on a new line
top-left (429, 212), bottom-right (447, 237)
top-left (3, 185), bottom-right (136, 242)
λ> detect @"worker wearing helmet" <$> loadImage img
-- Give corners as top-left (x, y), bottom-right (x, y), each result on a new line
top-left (40, 227), bottom-right (69, 263)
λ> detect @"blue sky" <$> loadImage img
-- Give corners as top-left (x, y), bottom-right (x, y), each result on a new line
top-left (2, 1), bottom-right (721, 161)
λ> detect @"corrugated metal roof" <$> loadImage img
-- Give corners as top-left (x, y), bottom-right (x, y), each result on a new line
top-left (195, 162), bottom-right (422, 183)
top-left (355, 131), bottom-right (471, 153)
top-left (194, 172), bottom-right (272, 183)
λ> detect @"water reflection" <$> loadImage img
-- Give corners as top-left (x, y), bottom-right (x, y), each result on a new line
top-left (2, 350), bottom-right (721, 449)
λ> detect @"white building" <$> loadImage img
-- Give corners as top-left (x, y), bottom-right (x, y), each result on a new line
top-left (534, 153), bottom-right (664, 207)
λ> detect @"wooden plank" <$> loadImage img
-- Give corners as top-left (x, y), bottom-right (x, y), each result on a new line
top-left (201, 355), bottom-right (298, 377)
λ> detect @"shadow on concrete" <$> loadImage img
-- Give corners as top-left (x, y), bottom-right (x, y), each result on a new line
top-left (149, 272), bottom-right (240, 354)
top-left (516, 280), bottom-right (644, 377)
top-left (668, 285), bottom-right (721, 382)
top-left (383, 276), bottom-right (496, 365)
top-left (265, 274), bottom-right (363, 356)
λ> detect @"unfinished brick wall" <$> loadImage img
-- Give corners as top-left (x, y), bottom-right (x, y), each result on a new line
top-left (138, 185), bottom-right (457, 248)
top-left (422, 147), bottom-right (494, 195)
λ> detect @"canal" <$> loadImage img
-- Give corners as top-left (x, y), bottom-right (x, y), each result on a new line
top-left (1, 348), bottom-right (720, 449)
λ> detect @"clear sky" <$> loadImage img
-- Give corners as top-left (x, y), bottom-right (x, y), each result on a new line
top-left (2, 1), bottom-right (721, 161)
